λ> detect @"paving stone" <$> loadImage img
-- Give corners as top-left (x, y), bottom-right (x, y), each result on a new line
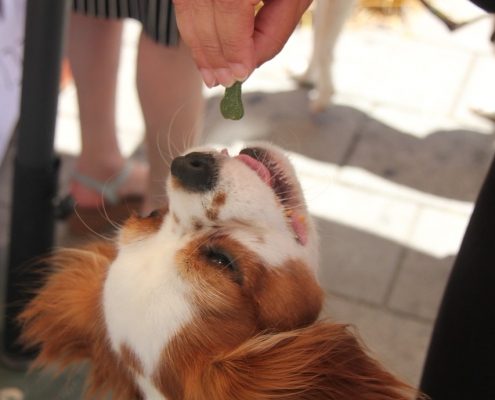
top-left (369, 104), bottom-right (490, 138)
top-left (388, 249), bottom-right (453, 321)
top-left (335, 28), bottom-right (472, 115)
top-left (338, 165), bottom-right (474, 216)
top-left (309, 180), bottom-right (418, 245)
top-left (0, 364), bottom-right (87, 400)
top-left (322, 295), bottom-right (432, 386)
top-left (348, 116), bottom-right (494, 202)
top-left (453, 55), bottom-right (495, 130)
top-left (316, 217), bottom-right (403, 305)
top-left (203, 91), bottom-right (364, 165)
top-left (408, 206), bottom-right (469, 259)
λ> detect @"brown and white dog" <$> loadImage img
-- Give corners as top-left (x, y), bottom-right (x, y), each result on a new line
top-left (20, 143), bottom-right (416, 399)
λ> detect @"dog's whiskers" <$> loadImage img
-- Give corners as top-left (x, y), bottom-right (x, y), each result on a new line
top-left (72, 205), bottom-right (115, 242)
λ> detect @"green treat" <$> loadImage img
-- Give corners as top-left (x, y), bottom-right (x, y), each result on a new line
top-left (220, 81), bottom-right (244, 120)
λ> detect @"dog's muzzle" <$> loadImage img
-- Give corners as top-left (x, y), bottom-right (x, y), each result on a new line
top-left (171, 152), bottom-right (218, 192)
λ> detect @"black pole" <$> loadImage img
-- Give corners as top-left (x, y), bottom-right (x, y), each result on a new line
top-left (2, 0), bottom-right (69, 366)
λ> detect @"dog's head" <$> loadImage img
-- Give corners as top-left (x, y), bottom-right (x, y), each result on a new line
top-left (20, 143), bottom-right (416, 399)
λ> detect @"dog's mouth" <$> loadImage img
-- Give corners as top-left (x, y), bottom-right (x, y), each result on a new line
top-left (237, 147), bottom-right (308, 245)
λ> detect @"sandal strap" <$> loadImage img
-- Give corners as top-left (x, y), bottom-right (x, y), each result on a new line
top-left (72, 161), bottom-right (133, 205)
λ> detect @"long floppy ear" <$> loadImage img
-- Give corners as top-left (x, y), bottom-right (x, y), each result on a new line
top-left (199, 321), bottom-right (420, 400)
top-left (18, 242), bottom-right (140, 399)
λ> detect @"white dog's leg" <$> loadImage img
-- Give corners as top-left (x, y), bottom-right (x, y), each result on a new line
top-left (305, 0), bottom-right (356, 112)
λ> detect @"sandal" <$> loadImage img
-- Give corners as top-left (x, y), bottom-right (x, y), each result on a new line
top-left (66, 161), bottom-right (146, 237)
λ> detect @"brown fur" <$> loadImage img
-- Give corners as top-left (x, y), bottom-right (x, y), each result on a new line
top-left (119, 208), bottom-right (165, 244)
top-left (20, 216), bottom-right (420, 399)
top-left (18, 242), bottom-right (142, 400)
top-left (200, 322), bottom-right (417, 400)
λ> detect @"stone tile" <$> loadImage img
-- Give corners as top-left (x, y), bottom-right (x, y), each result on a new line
top-left (0, 364), bottom-right (87, 400)
top-left (334, 28), bottom-right (472, 115)
top-left (322, 295), bottom-right (432, 386)
top-left (453, 55), bottom-right (495, 130)
top-left (404, 6), bottom-right (495, 56)
top-left (409, 207), bottom-right (469, 259)
top-left (388, 250), bottom-right (453, 321)
top-left (347, 116), bottom-right (494, 202)
top-left (203, 92), bottom-right (364, 166)
top-left (338, 166), bottom-right (473, 216)
top-left (316, 217), bottom-right (403, 304)
top-left (309, 180), bottom-right (418, 245)
top-left (370, 104), bottom-right (491, 138)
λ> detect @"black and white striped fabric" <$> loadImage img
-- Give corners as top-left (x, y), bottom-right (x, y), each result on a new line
top-left (72, 0), bottom-right (179, 46)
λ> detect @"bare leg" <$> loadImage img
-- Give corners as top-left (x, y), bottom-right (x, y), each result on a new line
top-left (136, 33), bottom-right (204, 212)
top-left (68, 13), bottom-right (148, 207)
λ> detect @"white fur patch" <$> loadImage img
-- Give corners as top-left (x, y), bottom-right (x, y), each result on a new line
top-left (103, 219), bottom-right (194, 377)
top-left (136, 375), bottom-right (167, 400)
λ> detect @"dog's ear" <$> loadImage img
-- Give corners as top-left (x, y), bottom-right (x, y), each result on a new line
top-left (18, 242), bottom-right (140, 399)
top-left (253, 260), bottom-right (324, 331)
top-left (199, 321), bottom-right (419, 400)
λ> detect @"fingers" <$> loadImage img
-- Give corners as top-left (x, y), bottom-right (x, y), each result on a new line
top-left (253, 0), bottom-right (312, 66)
top-left (214, 0), bottom-right (257, 81)
top-left (174, 0), bottom-right (258, 87)
top-left (174, 0), bottom-right (311, 87)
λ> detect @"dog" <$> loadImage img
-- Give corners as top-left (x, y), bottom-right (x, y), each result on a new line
top-left (296, 0), bottom-right (356, 112)
top-left (19, 143), bottom-right (417, 399)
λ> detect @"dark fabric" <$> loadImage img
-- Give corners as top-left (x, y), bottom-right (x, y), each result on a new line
top-left (470, 0), bottom-right (495, 13)
top-left (72, 0), bottom-right (178, 46)
top-left (420, 155), bottom-right (495, 400)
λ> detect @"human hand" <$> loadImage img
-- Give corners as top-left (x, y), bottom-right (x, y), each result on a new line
top-left (173, 0), bottom-right (312, 88)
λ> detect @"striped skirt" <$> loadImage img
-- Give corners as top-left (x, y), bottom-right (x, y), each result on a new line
top-left (72, 0), bottom-right (179, 46)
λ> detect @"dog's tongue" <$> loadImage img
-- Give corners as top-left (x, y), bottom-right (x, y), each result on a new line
top-left (236, 154), bottom-right (271, 185)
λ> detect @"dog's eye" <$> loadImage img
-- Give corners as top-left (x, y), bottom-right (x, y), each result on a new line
top-left (203, 247), bottom-right (243, 285)
top-left (205, 249), bottom-right (234, 269)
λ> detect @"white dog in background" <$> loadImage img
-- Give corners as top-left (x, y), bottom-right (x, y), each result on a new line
top-left (296, 0), bottom-right (356, 112)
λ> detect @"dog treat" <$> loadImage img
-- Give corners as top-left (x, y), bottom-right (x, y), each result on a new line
top-left (220, 81), bottom-right (244, 120)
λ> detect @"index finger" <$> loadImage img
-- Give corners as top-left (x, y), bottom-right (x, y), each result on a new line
top-left (213, 0), bottom-right (260, 80)
top-left (253, 0), bottom-right (312, 66)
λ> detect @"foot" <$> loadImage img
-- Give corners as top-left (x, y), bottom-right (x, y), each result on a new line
top-left (70, 160), bottom-right (149, 208)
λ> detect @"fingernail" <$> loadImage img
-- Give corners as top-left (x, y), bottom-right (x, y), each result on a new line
top-left (200, 68), bottom-right (217, 88)
top-left (228, 63), bottom-right (250, 81)
top-left (214, 68), bottom-right (235, 88)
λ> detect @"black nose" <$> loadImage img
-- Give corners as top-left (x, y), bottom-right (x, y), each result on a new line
top-left (170, 152), bottom-right (218, 192)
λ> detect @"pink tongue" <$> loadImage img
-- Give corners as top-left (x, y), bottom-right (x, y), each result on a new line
top-left (237, 154), bottom-right (271, 185)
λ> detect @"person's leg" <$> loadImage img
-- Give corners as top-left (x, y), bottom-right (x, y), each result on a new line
top-left (420, 157), bottom-right (495, 399)
top-left (68, 13), bottom-right (147, 207)
top-left (136, 33), bottom-right (204, 212)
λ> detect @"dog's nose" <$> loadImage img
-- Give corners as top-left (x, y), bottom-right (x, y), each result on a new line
top-left (171, 152), bottom-right (218, 192)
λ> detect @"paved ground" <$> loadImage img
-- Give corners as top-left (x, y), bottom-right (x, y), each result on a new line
top-left (1, 4), bottom-right (495, 398)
